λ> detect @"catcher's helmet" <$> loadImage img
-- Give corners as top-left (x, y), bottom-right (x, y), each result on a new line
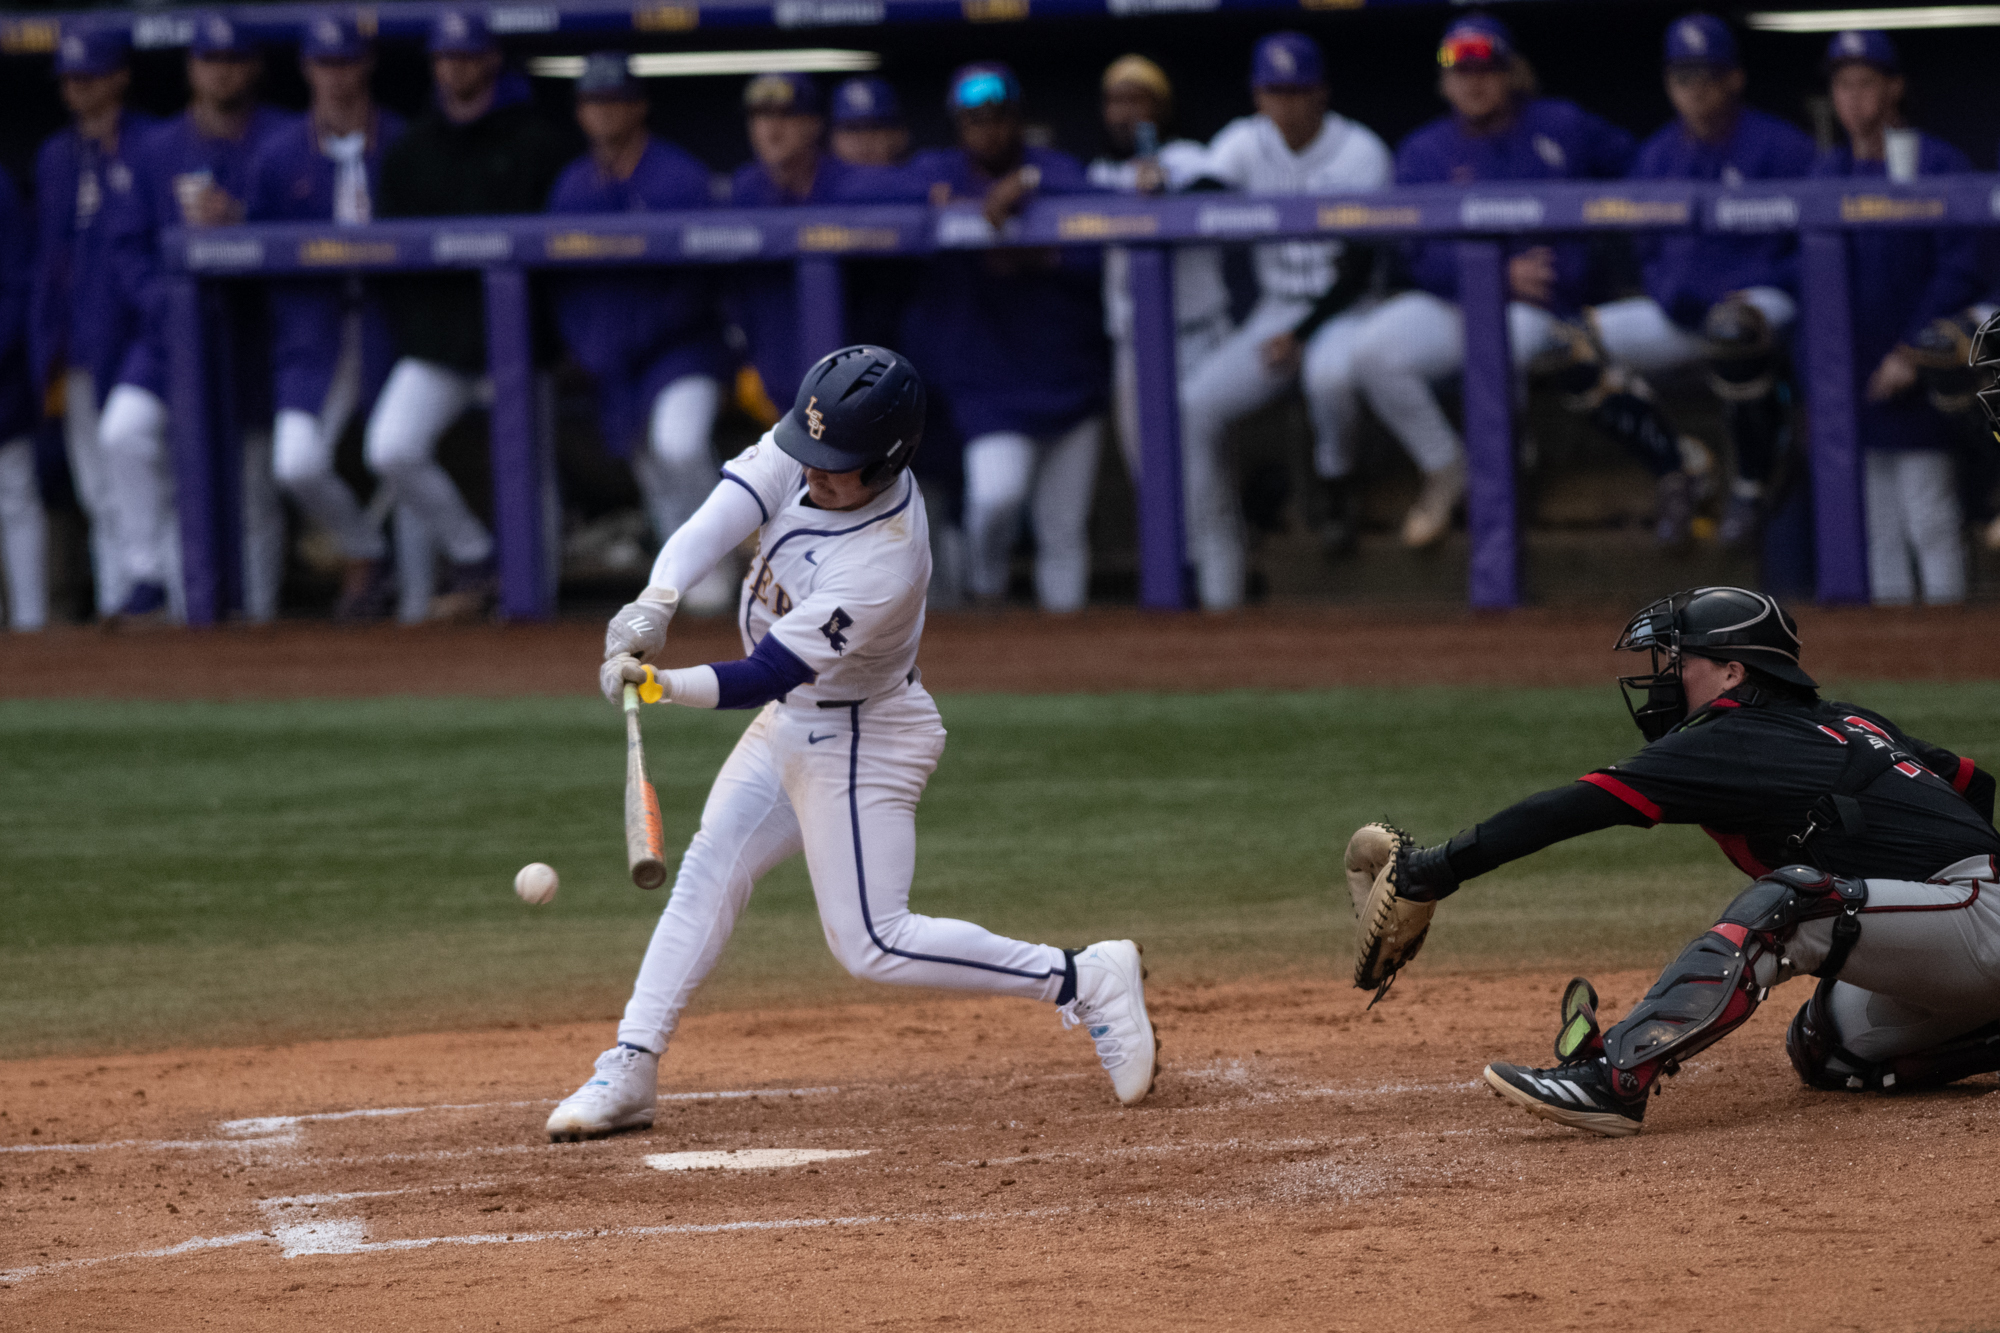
top-left (1970, 309), bottom-right (2000, 436)
top-left (1614, 587), bottom-right (1814, 740)
top-left (773, 345), bottom-right (926, 488)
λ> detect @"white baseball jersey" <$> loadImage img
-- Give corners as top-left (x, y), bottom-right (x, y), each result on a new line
top-left (1088, 141), bottom-right (1231, 340)
top-left (1200, 112), bottom-right (1393, 301)
top-left (720, 435), bottom-right (929, 709)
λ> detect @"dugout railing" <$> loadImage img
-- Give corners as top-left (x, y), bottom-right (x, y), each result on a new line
top-left (157, 174), bottom-right (2000, 622)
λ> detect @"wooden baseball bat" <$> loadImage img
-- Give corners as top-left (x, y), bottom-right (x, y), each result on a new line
top-left (623, 683), bottom-right (668, 890)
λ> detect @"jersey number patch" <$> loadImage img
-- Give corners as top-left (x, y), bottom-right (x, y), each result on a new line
top-left (819, 607), bottom-right (853, 655)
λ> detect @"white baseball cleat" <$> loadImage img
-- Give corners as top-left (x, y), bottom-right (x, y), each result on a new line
top-left (1061, 940), bottom-right (1160, 1106)
top-left (546, 1044), bottom-right (658, 1142)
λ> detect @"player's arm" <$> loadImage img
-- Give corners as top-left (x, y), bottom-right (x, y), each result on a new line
top-left (601, 479), bottom-right (761, 666)
top-left (1395, 780), bottom-right (1651, 901)
top-left (1862, 707), bottom-right (1996, 822)
top-left (1288, 243), bottom-right (1378, 342)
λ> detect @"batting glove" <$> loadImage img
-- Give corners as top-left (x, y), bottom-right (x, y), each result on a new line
top-left (599, 653), bottom-right (651, 706)
top-left (604, 586), bottom-right (681, 662)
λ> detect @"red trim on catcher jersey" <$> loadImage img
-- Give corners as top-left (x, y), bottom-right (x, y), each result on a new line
top-left (1844, 715), bottom-right (1891, 739)
top-left (1703, 827), bottom-right (1772, 878)
top-left (1581, 772), bottom-right (1662, 824)
top-left (1817, 725), bottom-right (1848, 744)
top-left (1896, 760), bottom-right (1926, 779)
top-left (1953, 757), bottom-right (1976, 794)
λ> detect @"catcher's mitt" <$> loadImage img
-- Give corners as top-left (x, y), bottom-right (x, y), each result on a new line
top-left (1345, 822), bottom-right (1437, 1004)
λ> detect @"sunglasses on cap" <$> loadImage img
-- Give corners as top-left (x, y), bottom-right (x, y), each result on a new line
top-left (1437, 33), bottom-right (1500, 69)
top-left (952, 71), bottom-right (1014, 110)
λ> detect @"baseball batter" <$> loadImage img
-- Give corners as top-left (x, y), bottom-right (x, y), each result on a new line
top-left (1375, 587), bottom-right (2000, 1136)
top-left (546, 345), bottom-right (1158, 1141)
top-left (1176, 34), bottom-right (1390, 598)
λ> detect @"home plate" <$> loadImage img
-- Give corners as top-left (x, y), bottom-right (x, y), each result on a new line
top-left (644, 1149), bottom-right (870, 1172)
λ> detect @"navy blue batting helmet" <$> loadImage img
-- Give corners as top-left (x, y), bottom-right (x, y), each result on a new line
top-left (773, 345), bottom-right (926, 487)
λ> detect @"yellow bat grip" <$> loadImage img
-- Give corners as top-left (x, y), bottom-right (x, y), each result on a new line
top-left (638, 664), bottom-right (664, 705)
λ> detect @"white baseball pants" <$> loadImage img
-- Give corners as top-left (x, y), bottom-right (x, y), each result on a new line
top-left (618, 685), bottom-right (1067, 1055)
top-left (1176, 298), bottom-right (1373, 609)
top-left (0, 436), bottom-right (47, 630)
top-left (63, 370), bottom-right (127, 616)
top-left (1351, 290), bottom-right (1563, 476)
top-left (1589, 287), bottom-right (1796, 377)
top-left (362, 357), bottom-right (494, 566)
top-left (1865, 448), bottom-right (1964, 605)
top-left (99, 383), bottom-right (283, 621)
top-left (630, 374), bottom-right (721, 544)
top-left (963, 416), bottom-right (1102, 613)
top-left (273, 311), bottom-right (385, 562)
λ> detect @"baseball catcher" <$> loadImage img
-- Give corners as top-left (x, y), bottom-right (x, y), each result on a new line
top-left (1353, 585), bottom-right (1999, 1136)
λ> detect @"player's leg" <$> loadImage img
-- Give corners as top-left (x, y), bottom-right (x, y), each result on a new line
top-left (96, 383), bottom-right (175, 619)
top-left (62, 370), bottom-right (126, 617)
top-left (239, 424), bottom-right (283, 624)
top-left (1299, 308), bottom-right (1372, 558)
top-left (961, 431), bottom-right (1036, 602)
top-left (1176, 299), bottom-right (1304, 608)
top-left (1350, 291), bottom-right (1470, 548)
top-left (0, 435), bottom-right (48, 631)
top-left (636, 374), bottom-right (735, 614)
top-left (1026, 415), bottom-right (1101, 614)
top-left (548, 708), bottom-right (806, 1141)
top-left (1705, 290), bottom-right (1796, 547)
top-left (784, 691), bottom-right (1158, 1103)
top-left (362, 358), bottom-right (492, 614)
top-left (275, 317), bottom-right (392, 619)
top-left (1895, 449), bottom-right (1966, 604)
top-left (1863, 449), bottom-right (1917, 605)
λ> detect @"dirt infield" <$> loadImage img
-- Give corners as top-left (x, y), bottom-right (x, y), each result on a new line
top-left (5, 970), bottom-right (1997, 1332)
top-left (5, 601), bottom-right (1998, 700)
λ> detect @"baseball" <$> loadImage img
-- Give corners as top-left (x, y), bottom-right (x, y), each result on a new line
top-left (514, 862), bottom-right (559, 906)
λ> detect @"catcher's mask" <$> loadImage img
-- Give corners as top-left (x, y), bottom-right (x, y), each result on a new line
top-left (1971, 309), bottom-right (2000, 437)
top-left (1614, 587), bottom-right (1814, 741)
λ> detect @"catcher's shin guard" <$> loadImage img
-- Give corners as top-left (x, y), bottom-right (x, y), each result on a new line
top-left (1788, 976), bottom-right (2000, 1093)
top-left (1605, 867), bottom-right (1865, 1094)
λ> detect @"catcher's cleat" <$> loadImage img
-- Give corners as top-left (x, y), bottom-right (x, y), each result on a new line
top-left (1483, 1057), bottom-right (1646, 1138)
top-left (1061, 940), bottom-right (1159, 1106)
top-left (546, 1043), bottom-right (658, 1142)
top-left (1554, 976), bottom-right (1605, 1063)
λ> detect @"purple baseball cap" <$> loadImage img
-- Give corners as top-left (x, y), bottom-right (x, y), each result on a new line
top-left (947, 62), bottom-right (1020, 112)
top-left (1437, 14), bottom-right (1515, 71)
top-left (190, 13), bottom-right (256, 59)
top-left (577, 51), bottom-right (644, 101)
top-left (301, 14), bottom-right (369, 63)
top-left (56, 28), bottom-right (128, 77)
top-left (1824, 29), bottom-right (1899, 74)
top-left (832, 76), bottom-right (902, 127)
top-left (1664, 13), bottom-right (1737, 69)
top-left (744, 71), bottom-right (822, 115)
top-left (1251, 32), bottom-right (1323, 89)
top-left (429, 8), bottom-right (497, 56)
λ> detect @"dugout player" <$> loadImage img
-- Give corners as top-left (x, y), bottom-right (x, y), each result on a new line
top-left (899, 64), bottom-right (1108, 614)
top-left (246, 16), bottom-right (404, 620)
top-left (828, 76), bottom-right (910, 169)
top-left (1350, 16), bottom-right (1645, 549)
top-left (100, 13), bottom-right (293, 623)
top-left (549, 54), bottom-right (738, 614)
top-left (0, 166), bottom-right (42, 632)
top-left (1178, 35), bottom-right (1391, 597)
top-left (1813, 31), bottom-right (1982, 605)
top-left (1583, 13), bottom-right (1816, 550)
top-left (1087, 55), bottom-right (1232, 559)
top-left (547, 346), bottom-right (1159, 1140)
top-left (368, 9), bottom-right (568, 621)
top-left (1380, 586), bottom-right (2000, 1137)
top-left (32, 29), bottom-right (156, 620)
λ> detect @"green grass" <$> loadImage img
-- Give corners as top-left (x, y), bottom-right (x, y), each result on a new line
top-left (4, 682), bottom-right (1995, 1059)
